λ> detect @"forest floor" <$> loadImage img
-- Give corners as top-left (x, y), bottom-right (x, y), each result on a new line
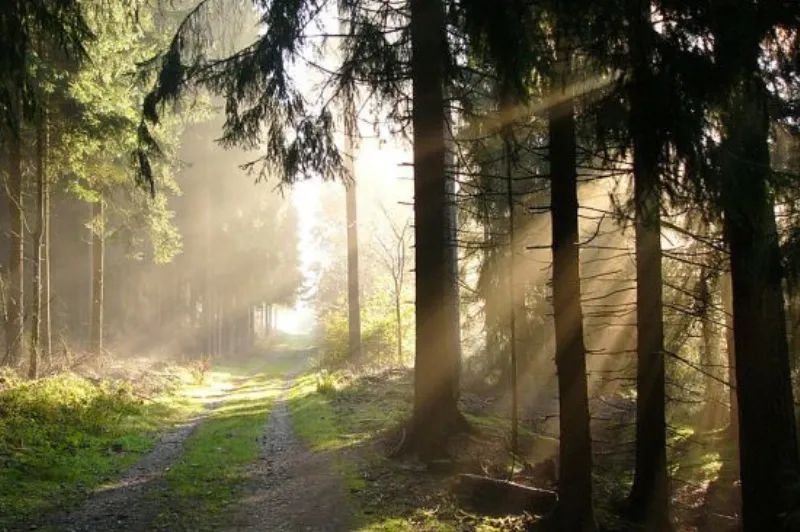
top-left (1, 341), bottom-right (741, 532)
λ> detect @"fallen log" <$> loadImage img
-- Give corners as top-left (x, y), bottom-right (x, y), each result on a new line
top-left (452, 473), bottom-right (558, 516)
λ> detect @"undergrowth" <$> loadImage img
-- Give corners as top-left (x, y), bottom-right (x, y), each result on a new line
top-left (0, 371), bottom-right (196, 527)
top-left (286, 368), bottom-right (540, 531)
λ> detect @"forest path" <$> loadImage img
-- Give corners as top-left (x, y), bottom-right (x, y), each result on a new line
top-left (36, 382), bottom-right (235, 532)
top-left (227, 365), bottom-right (351, 531)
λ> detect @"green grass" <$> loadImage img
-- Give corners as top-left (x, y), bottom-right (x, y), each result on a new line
top-left (151, 366), bottom-right (285, 530)
top-left (0, 372), bottom-right (204, 528)
top-left (286, 369), bottom-right (543, 531)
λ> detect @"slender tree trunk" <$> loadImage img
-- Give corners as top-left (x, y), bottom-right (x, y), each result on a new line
top-left (43, 162), bottom-right (51, 360)
top-left (6, 98), bottom-right (24, 367)
top-left (29, 105), bottom-right (47, 378)
top-left (548, 37), bottom-right (597, 532)
top-left (444, 105), bottom-right (462, 392)
top-left (409, 0), bottom-right (464, 459)
top-left (344, 148), bottom-right (361, 363)
top-left (721, 270), bottom-right (739, 436)
top-left (339, 11), bottom-right (362, 364)
top-left (90, 195), bottom-right (104, 355)
top-left (699, 270), bottom-right (721, 429)
top-left (626, 2), bottom-right (670, 527)
top-left (714, 8), bottom-right (799, 524)
top-left (395, 278), bottom-right (403, 366)
top-left (482, 213), bottom-right (502, 375)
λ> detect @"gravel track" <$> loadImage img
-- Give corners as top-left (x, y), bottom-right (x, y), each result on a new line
top-left (34, 400), bottom-right (222, 532)
top-left (227, 375), bottom-right (351, 531)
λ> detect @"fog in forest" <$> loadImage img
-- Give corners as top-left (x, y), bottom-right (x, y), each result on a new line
top-left (1, 1), bottom-right (799, 531)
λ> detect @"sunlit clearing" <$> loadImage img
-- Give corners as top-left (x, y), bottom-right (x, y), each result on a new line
top-left (275, 305), bottom-right (315, 335)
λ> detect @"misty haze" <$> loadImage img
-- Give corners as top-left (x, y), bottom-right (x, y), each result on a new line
top-left (0, 1), bottom-right (799, 531)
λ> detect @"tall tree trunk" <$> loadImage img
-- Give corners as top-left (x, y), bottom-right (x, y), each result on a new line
top-left (444, 106), bottom-right (462, 391)
top-left (395, 277), bottom-right (403, 366)
top-left (29, 105), bottom-right (47, 378)
top-left (626, 1), bottom-right (670, 527)
top-left (339, 11), bottom-right (362, 364)
top-left (789, 288), bottom-right (800, 370)
top-left (90, 195), bottom-right (104, 355)
top-left (503, 129), bottom-right (519, 454)
top-left (409, 0), bottom-right (464, 459)
top-left (699, 269), bottom-right (721, 429)
top-left (43, 162), bottom-right (51, 360)
top-left (6, 99), bottom-right (24, 367)
top-left (714, 6), bottom-right (799, 525)
top-left (548, 38), bottom-right (597, 532)
top-left (344, 146), bottom-right (361, 363)
top-left (481, 191), bottom-right (502, 376)
top-left (721, 270), bottom-right (739, 436)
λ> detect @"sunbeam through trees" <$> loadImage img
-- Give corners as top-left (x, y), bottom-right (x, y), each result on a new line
top-left (1, 0), bottom-right (800, 530)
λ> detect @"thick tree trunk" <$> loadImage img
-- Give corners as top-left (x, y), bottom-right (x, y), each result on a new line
top-left (409, 0), bottom-right (464, 459)
top-left (626, 2), bottom-right (670, 527)
top-left (548, 40), bottom-right (597, 532)
top-left (29, 106), bottom-right (47, 378)
top-left (788, 289), bottom-right (800, 370)
top-left (715, 18), bottom-right (799, 524)
top-left (6, 103), bottom-right (24, 367)
top-left (503, 130), bottom-right (519, 454)
top-left (90, 195), bottom-right (104, 355)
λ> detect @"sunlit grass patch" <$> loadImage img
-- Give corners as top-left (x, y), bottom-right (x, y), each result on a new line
top-left (151, 370), bottom-right (283, 530)
top-left (287, 368), bottom-right (550, 531)
top-left (0, 372), bottom-right (203, 528)
top-left (357, 511), bottom-right (457, 531)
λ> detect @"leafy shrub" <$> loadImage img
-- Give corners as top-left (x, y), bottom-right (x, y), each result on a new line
top-left (317, 290), bottom-right (410, 368)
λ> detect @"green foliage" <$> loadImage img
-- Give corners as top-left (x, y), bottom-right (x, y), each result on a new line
top-left (0, 373), bottom-right (186, 523)
top-left (0, 0), bottom-right (91, 138)
top-left (318, 290), bottom-right (408, 368)
top-left (316, 370), bottom-right (339, 396)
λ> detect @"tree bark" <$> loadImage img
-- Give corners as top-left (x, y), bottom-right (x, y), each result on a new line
top-left (699, 270), bottom-right (721, 429)
top-left (714, 5), bottom-right (799, 526)
top-left (503, 129), bottom-right (519, 454)
top-left (5, 98), bottom-right (24, 367)
top-left (395, 277), bottom-right (403, 366)
top-left (344, 142), bottom-right (361, 363)
top-left (548, 37), bottom-right (597, 532)
top-left (90, 195), bottom-right (105, 355)
top-left (409, 0), bottom-right (464, 459)
top-left (721, 270), bottom-right (739, 436)
top-left (626, 1), bottom-right (670, 528)
top-left (444, 105), bottom-right (462, 391)
top-left (29, 104), bottom-right (47, 378)
top-left (43, 157), bottom-right (51, 360)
